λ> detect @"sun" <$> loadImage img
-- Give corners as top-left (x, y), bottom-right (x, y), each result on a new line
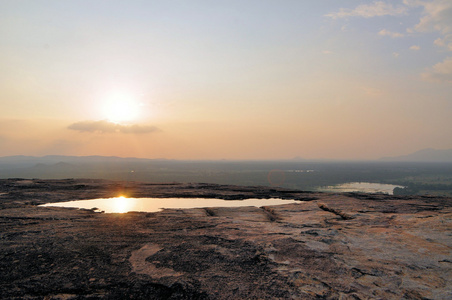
top-left (102, 92), bottom-right (140, 124)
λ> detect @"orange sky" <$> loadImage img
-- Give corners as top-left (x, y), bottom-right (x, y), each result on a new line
top-left (1, 1), bottom-right (451, 160)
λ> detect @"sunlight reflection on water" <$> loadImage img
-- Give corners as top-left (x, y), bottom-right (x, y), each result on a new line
top-left (317, 182), bottom-right (404, 195)
top-left (40, 197), bottom-right (300, 213)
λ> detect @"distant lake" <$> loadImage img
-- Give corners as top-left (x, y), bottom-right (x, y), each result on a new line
top-left (40, 197), bottom-right (300, 213)
top-left (317, 182), bottom-right (404, 195)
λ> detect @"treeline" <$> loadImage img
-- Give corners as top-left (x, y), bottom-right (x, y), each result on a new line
top-left (393, 183), bottom-right (452, 195)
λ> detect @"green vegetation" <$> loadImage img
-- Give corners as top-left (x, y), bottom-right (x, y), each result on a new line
top-left (392, 175), bottom-right (452, 196)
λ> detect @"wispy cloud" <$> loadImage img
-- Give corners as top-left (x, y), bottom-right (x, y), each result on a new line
top-left (433, 37), bottom-right (452, 50)
top-left (68, 120), bottom-right (160, 134)
top-left (434, 38), bottom-right (445, 46)
top-left (328, 0), bottom-right (452, 79)
top-left (422, 57), bottom-right (452, 82)
top-left (378, 29), bottom-right (404, 38)
top-left (405, 0), bottom-right (452, 50)
top-left (326, 1), bottom-right (407, 19)
top-left (403, 1), bottom-right (452, 79)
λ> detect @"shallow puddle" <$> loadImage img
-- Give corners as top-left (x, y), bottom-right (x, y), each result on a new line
top-left (40, 197), bottom-right (300, 213)
top-left (317, 182), bottom-right (404, 195)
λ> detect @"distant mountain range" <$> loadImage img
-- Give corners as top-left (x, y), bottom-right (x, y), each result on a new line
top-left (0, 155), bottom-right (166, 168)
top-left (1, 150), bottom-right (452, 168)
top-left (380, 148), bottom-right (452, 162)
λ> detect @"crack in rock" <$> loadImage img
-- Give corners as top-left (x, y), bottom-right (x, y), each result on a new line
top-left (318, 203), bottom-right (354, 220)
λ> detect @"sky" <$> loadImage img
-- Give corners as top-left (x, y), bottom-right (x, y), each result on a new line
top-left (1, 0), bottom-right (451, 160)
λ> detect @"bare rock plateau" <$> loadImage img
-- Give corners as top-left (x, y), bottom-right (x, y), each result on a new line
top-left (0, 179), bottom-right (451, 299)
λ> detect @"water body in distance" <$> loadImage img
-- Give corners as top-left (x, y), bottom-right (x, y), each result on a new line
top-left (317, 182), bottom-right (404, 195)
top-left (40, 197), bottom-right (300, 213)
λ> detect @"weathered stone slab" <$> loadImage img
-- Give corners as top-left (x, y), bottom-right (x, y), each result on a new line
top-left (0, 179), bottom-right (451, 299)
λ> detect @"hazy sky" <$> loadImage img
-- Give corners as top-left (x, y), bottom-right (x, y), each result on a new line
top-left (1, 0), bottom-right (451, 160)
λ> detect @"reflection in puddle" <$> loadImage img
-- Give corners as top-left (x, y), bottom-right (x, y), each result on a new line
top-left (317, 182), bottom-right (404, 195)
top-left (111, 196), bottom-right (136, 213)
top-left (40, 197), bottom-right (300, 213)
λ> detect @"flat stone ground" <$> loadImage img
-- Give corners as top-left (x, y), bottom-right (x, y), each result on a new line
top-left (0, 179), bottom-right (451, 299)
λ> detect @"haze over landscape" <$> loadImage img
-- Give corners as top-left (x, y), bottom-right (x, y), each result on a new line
top-left (1, 1), bottom-right (451, 160)
top-left (2, 3), bottom-right (452, 298)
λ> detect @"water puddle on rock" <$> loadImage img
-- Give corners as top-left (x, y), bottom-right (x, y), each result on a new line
top-left (317, 182), bottom-right (404, 195)
top-left (40, 197), bottom-right (300, 213)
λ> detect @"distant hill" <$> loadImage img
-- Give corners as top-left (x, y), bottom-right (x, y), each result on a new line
top-left (0, 155), bottom-right (161, 168)
top-left (380, 148), bottom-right (452, 162)
top-left (0, 155), bottom-right (175, 180)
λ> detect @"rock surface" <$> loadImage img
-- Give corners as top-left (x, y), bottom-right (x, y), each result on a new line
top-left (0, 178), bottom-right (451, 299)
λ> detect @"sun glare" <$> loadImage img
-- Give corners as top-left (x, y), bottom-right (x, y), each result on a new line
top-left (112, 196), bottom-right (134, 213)
top-left (103, 92), bottom-right (140, 124)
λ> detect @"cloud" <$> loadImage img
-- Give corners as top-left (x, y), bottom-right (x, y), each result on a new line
top-left (378, 29), bottom-right (404, 38)
top-left (328, 0), bottom-right (452, 49)
top-left (68, 120), bottom-right (160, 134)
top-left (422, 57), bottom-right (452, 82)
top-left (434, 37), bottom-right (452, 50)
top-left (405, 0), bottom-right (452, 50)
top-left (326, 1), bottom-right (407, 19)
top-left (327, 0), bottom-right (452, 81)
top-left (405, 0), bottom-right (452, 33)
top-left (434, 37), bottom-right (445, 46)
top-left (119, 124), bottom-right (161, 134)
